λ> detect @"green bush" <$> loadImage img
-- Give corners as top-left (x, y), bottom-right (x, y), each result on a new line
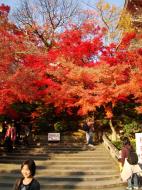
top-left (112, 139), bottom-right (136, 150)
top-left (130, 138), bottom-right (136, 150)
top-left (123, 121), bottom-right (141, 137)
top-left (112, 141), bottom-right (122, 150)
top-left (54, 121), bottom-right (68, 132)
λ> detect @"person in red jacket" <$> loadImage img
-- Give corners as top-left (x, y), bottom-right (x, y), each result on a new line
top-left (120, 137), bottom-right (134, 167)
top-left (120, 137), bottom-right (140, 190)
top-left (4, 123), bottom-right (16, 151)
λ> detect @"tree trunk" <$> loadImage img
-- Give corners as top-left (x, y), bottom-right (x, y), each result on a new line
top-left (109, 119), bottom-right (117, 141)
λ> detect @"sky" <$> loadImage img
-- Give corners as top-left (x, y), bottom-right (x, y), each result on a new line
top-left (0, 0), bottom-right (125, 11)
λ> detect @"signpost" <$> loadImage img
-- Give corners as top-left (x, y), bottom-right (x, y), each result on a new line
top-left (48, 132), bottom-right (60, 142)
top-left (135, 133), bottom-right (142, 164)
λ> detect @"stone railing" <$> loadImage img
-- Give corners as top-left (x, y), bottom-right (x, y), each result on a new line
top-left (103, 134), bottom-right (120, 163)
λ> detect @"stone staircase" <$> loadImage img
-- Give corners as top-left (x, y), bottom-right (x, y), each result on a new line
top-left (0, 135), bottom-right (127, 190)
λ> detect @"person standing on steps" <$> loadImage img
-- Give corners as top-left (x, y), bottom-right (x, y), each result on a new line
top-left (120, 137), bottom-right (134, 169)
top-left (82, 121), bottom-right (90, 145)
top-left (13, 159), bottom-right (40, 190)
top-left (87, 120), bottom-right (95, 148)
top-left (121, 149), bottom-right (141, 190)
top-left (4, 122), bottom-right (16, 151)
top-left (119, 137), bottom-right (140, 190)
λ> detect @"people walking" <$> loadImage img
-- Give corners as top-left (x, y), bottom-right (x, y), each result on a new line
top-left (4, 122), bottom-right (16, 151)
top-left (82, 121), bottom-right (90, 144)
top-left (13, 159), bottom-right (40, 190)
top-left (88, 122), bottom-right (95, 148)
top-left (120, 137), bottom-right (133, 168)
top-left (119, 137), bottom-right (141, 189)
top-left (21, 123), bottom-right (33, 146)
top-left (121, 149), bottom-right (141, 190)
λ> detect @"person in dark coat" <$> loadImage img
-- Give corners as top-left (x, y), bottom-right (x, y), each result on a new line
top-left (13, 159), bottom-right (40, 190)
top-left (82, 121), bottom-right (90, 144)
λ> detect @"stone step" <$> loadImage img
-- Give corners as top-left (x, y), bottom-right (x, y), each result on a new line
top-left (0, 147), bottom-right (110, 154)
top-left (0, 154), bottom-right (112, 160)
top-left (0, 144), bottom-right (106, 149)
top-left (41, 165), bottom-right (118, 170)
top-left (1, 147), bottom-right (92, 152)
top-left (0, 174), bottom-right (120, 182)
top-left (0, 158), bottom-right (116, 166)
top-left (0, 187), bottom-right (127, 190)
top-left (0, 143), bottom-right (125, 190)
top-left (1, 143), bottom-right (105, 149)
top-left (0, 154), bottom-right (110, 160)
top-left (0, 164), bottom-right (119, 175)
top-left (0, 147), bottom-right (106, 152)
top-left (0, 171), bottom-right (120, 177)
top-left (0, 157), bottom-right (113, 163)
top-left (0, 151), bottom-right (111, 157)
top-left (0, 161), bottom-right (118, 170)
top-left (0, 178), bottom-right (126, 189)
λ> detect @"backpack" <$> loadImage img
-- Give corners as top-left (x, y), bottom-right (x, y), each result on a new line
top-left (127, 150), bottom-right (138, 165)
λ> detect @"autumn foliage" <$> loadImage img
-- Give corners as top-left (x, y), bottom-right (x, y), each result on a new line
top-left (1, 3), bottom-right (142, 119)
top-left (0, 4), bottom-right (45, 112)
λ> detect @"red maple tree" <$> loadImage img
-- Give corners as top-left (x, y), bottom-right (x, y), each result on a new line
top-left (1, 3), bottom-right (142, 125)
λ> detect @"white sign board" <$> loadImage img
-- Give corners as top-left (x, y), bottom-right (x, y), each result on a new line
top-left (48, 133), bottom-right (60, 141)
top-left (135, 133), bottom-right (142, 164)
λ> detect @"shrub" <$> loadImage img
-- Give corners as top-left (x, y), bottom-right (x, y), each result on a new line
top-left (131, 138), bottom-right (136, 150)
top-left (123, 121), bottom-right (141, 138)
top-left (54, 121), bottom-right (68, 132)
top-left (112, 139), bottom-right (136, 150)
top-left (112, 141), bottom-right (122, 150)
